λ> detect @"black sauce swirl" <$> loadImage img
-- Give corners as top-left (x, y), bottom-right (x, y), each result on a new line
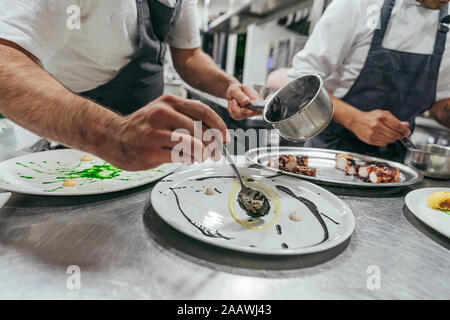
top-left (170, 188), bottom-right (233, 240)
top-left (193, 176), bottom-right (236, 181)
top-left (276, 185), bottom-right (329, 243)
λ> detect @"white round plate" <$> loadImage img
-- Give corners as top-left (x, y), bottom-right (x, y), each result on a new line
top-left (405, 188), bottom-right (450, 238)
top-left (0, 192), bottom-right (11, 209)
top-left (0, 149), bottom-right (179, 196)
top-left (151, 166), bottom-right (355, 255)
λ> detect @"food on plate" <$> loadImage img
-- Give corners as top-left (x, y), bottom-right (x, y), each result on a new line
top-left (427, 191), bottom-right (450, 211)
top-left (345, 160), bottom-right (360, 176)
top-left (335, 154), bottom-right (400, 184)
top-left (81, 154), bottom-right (94, 162)
top-left (294, 166), bottom-right (318, 176)
top-left (237, 188), bottom-right (270, 218)
top-left (267, 154), bottom-right (317, 177)
top-left (62, 178), bottom-right (78, 187)
top-left (289, 211), bottom-right (302, 222)
top-left (369, 166), bottom-right (400, 183)
top-left (357, 162), bottom-right (375, 178)
top-left (335, 153), bottom-right (354, 171)
top-left (205, 187), bottom-right (215, 195)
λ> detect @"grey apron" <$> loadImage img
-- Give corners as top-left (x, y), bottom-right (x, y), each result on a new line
top-left (81, 0), bottom-right (183, 115)
top-left (306, 0), bottom-right (449, 161)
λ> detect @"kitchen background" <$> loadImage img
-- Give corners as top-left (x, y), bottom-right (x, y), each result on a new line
top-left (165, 0), bottom-right (449, 149)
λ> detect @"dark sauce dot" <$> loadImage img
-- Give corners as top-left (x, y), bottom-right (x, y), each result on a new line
top-left (281, 243), bottom-right (289, 249)
top-left (276, 224), bottom-right (282, 235)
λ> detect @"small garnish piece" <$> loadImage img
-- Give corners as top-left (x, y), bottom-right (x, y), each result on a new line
top-left (289, 211), bottom-right (302, 222)
top-left (81, 154), bottom-right (94, 162)
top-left (205, 187), bottom-right (215, 195)
top-left (63, 179), bottom-right (78, 187)
top-left (427, 191), bottom-right (450, 211)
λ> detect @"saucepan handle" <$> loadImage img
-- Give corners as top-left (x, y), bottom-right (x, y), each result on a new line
top-left (245, 100), bottom-right (268, 110)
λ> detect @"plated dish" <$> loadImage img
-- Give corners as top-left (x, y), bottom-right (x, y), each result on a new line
top-left (0, 149), bottom-right (179, 196)
top-left (246, 147), bottom-right (422, 188)
top-left (151, 166), bottom-right (355, 255)
top-left (405, 188), bottom-right (450, 238)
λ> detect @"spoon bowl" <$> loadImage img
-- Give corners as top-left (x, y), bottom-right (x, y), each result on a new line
top-left (222, 145), bottom-right (271, 218)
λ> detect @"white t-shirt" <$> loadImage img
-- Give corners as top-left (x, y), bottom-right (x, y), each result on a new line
top-left (0, 0), bottom-right (201, 92)
top-left (289, 0), bottom-right (450, 102)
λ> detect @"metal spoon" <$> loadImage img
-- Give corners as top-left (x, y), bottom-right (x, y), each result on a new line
top-left (221, 144), bottom-right (270, 218)
top-left (402, 136), bottom-right (418, 150)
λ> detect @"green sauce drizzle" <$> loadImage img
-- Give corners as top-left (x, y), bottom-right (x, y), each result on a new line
top-left (15, 160), bottom-right (164, 193)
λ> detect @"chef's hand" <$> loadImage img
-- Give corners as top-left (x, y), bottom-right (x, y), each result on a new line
top-left (105, 94), bottom-right (229, 171)
top-left (349, 109), bottom-right (411, 147)
top-left (225, 82), bottom-right (262, 121)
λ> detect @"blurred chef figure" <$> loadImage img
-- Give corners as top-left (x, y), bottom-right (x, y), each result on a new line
top-left (290, 0), bottom-right (450, 161)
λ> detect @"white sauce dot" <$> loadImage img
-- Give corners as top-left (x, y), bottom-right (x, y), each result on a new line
top-left (289, 211), bottom-right (302, 222)
top-left (63, 179), bottom-right (78, 187)
top-left (205, 187), bottom-right (215, 195)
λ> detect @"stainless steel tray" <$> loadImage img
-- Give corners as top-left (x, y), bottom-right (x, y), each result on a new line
top-left (245, 147), bottom-right (423, 188)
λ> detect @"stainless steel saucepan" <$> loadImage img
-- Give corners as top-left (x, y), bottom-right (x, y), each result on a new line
top-left (246, 74), bottom-right (334, 142)
top-left (404, 143), bottom-right (450, 179)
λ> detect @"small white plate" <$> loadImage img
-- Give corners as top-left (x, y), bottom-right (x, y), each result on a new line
top-left (151, 166), bottom-right (355, 255)
top-left (0, 192), bottom-right (11, 209)
top-left (0, 149), bottom-right (179, 196)
top-left (405, 188), bottom-right (450, 238)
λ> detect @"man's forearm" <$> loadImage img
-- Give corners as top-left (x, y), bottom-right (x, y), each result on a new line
top-left (429, 98), bottom-right (450, 128)
top-left (170, 47), bottom-right (238, 99)
top-left (329, 93), bottom-right (362, 130)
top-left (0, 43), bottom-right (120, 157)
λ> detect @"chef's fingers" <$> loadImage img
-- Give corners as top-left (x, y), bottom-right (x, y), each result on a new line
top-left (242, 85), bottom-right (260, 100)
top-left (137, 130), bottom-right (198, 166)
top-left (381, 112), bottom-right (411, 137)
top-left (228, 99), bottom-right (256, 120)
top-left (153, 148), bottom-right (180, 165)
top-left (230, 99), bottom-right (262, 119)
top-left (400, 121), bottom-right (410, 135)
top-left (159, 147), bottom-right (196, 164)
top-left (228, 99), bottom-right (246, 120)
top-left (165, 95), bottom-right (229, 143)
top-left (150, 105), bottom-right (200, 137)
top-left (161, 130), bottom-right (207, 163)
top-left (229, 86), bottom-right (252, 106)
top-left (375, 123), bottom-right (403, 142)
top-left (239, 87), bottom-right (263, 116)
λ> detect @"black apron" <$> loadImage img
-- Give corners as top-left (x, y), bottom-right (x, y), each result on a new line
top-left (81, 0), bottom-right (183, 115)
top-left (306, 0), bottom-right (449, 161)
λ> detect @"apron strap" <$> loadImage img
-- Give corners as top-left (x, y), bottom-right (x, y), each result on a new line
top-left (371, 0), bottom-right (396, 50)
top-left (434, 4), bottom-right (449, 56)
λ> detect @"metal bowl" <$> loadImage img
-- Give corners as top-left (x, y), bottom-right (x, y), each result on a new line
top-left (262, 74), bottom-right (334, 142)
top-left (404, 143), bottom-right (450, 179)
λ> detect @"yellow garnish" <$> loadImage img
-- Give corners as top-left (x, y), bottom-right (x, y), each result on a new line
top-left (427, 191), bottom-right (450, 211)
top-left (81, 155), bottom-right (94, 162)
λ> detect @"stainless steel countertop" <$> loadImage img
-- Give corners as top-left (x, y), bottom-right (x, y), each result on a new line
top-left (0, 154), bottom-right (449, 300)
